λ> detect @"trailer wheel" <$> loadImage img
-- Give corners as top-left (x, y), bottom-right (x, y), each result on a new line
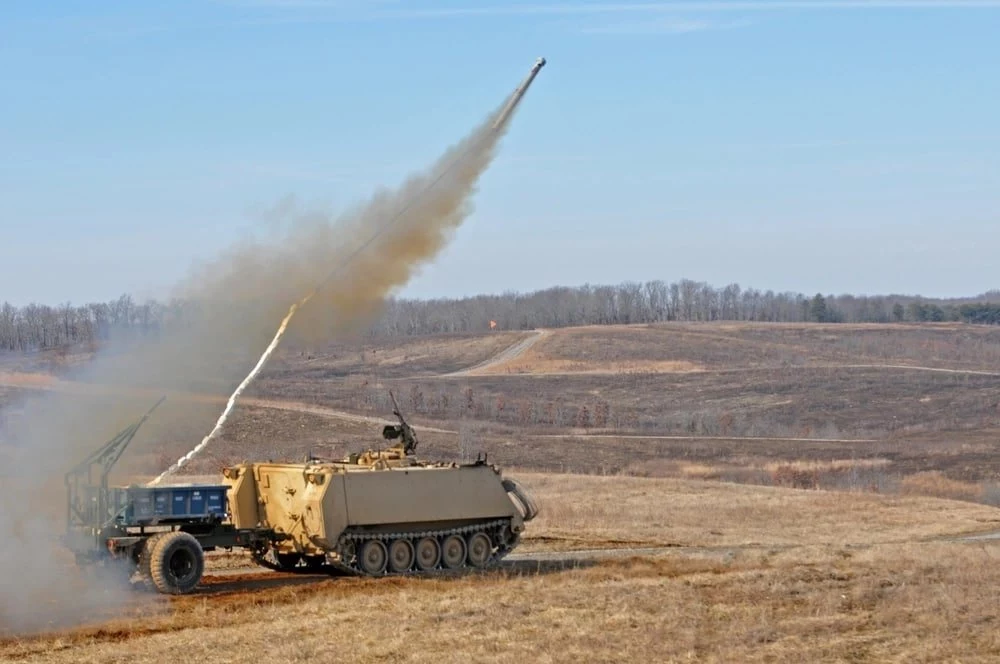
top-left (139, 532), bottom-right (167, 580)
top-left (149, 531), bottom-right (204, 595)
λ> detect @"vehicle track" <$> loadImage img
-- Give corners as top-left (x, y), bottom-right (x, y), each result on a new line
top-left (0, 373), bottom-right (456, 434)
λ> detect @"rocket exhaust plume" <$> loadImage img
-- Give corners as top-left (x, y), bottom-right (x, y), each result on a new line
top-left (147, 295), bottom-right (308, 484)
top-left (149, 57), bottom-right (547, 483)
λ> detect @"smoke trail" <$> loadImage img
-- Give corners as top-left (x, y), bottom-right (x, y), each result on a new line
top-left (150, 69), bottom-right (536, 481)
top-left (147, 295), bottom-right (309, 484)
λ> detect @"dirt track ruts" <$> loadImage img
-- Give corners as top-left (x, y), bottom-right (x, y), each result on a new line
top-left (438, 329), bottom-right (548, 377)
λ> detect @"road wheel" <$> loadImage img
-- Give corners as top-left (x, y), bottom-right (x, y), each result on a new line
top-left (359, 540), bottom-right (388, 575)
top-left (415, 537), bottom-right (440, 571)
top-left (149, 531), bottom-right (204, 595)
top-left (388, 539), bottom-right (415, 573)
top-left (466, 532), bottom-right (492, 568)
top-left (441, 534), bottom-right (466, 569)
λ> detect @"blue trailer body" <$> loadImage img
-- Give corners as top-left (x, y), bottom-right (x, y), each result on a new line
top-left (123, 485), bottom-right (229, 524)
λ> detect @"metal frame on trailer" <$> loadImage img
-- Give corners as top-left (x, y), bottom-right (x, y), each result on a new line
top-left (63, 398), bottom-right (282, 594)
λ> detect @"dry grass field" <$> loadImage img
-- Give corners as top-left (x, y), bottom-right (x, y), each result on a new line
top-left (248, 322), bottom-right (1000, 441)
top-left (9, 549), bottom-right (1000, 663)
top-left (4, 322), bottom-right (1000, 658)
top-left (3, 473), bottom-right (1000, 662)
top-left (5, 321), bottom-right (1000, 496)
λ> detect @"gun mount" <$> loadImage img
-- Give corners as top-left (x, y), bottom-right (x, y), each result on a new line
top-left (381, 389), bottom-right (419, 455)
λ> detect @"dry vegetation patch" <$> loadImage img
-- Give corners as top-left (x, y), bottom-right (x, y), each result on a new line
top-left (264, 331), bottom-right (524, 380)
top-left (0, 372), bottom-right (57, 388)
top-left (5, 473), bottom-right (1000, 661)
top-left (8, 544), bottom-right (1000, 663)
top-left (514, 472), bottom-right (1000, 550)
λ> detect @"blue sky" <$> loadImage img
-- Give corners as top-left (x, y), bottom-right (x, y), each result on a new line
top-left (1, 1), bottom-right (998, 306)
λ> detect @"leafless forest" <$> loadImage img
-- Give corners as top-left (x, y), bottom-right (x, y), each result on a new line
top-left (3, 280), bottom-right (1000, 352)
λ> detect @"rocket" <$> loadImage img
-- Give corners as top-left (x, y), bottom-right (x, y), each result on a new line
top-left (493, 57), bottom-right (546, 130)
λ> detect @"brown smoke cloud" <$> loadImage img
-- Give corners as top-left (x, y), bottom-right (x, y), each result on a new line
top-left (0, 74), bottom-right (533, 635)
top-left (177, 101), bottom-right (513, 348)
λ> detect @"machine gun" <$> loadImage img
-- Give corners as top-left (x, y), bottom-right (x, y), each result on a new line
top-left (381, 390), bottom-right (419, 455)
top-left (65, 396), bottom-right (166, 537)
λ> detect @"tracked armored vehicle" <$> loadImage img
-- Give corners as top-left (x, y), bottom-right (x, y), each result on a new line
top-left (225, 393), bottom-right (539, 576)
top-left (66, 394), bottom-right (538, 594)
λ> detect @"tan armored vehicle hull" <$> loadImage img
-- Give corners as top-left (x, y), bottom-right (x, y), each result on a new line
top-left (223, 454), bottom-right (538, 575)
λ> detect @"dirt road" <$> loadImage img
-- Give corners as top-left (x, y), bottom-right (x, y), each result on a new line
top-left (438, 329), bottom-right (549, 377)
top-left (423, 326), bottom-right (1000, 378)
top-left (0, 372), bottom-right (456, 434)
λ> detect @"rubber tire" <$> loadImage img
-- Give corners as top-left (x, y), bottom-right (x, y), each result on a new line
top-left (149, 531), bottom-right (204, 595)
top-left (139, 532), bottom-right (167, 580)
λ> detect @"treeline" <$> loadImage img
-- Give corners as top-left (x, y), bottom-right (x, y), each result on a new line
top-left (3, 281), bottom-right (1000, 352)
top-left (370, 280), bottom-right (1000, 337)
top-left (0, 294), bottom-right (166, 353)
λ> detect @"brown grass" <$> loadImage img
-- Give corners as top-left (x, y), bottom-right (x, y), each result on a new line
top-left (527, 321), bottom-right (1000, 371)
top-left (0, 372), bottom-right (57, 388)
top-left (8, 545), bottom-right (1000, 662)
top-left (4, 472), bottom-right (1000, 661)
top-left (899, 471), bottom-right (985, 503)
top-left (477, 356), bottom-right (703, 375)
top-left (264, 331), bottom-right (524, 379)
top-left (9, 322), bottom-right (1000, 658)
top-left (470, 332), bottom-right (704, 375)
top-left (8, 322), bottom-right (1000, 489)
top-left (514, 472), bottom-right (1000, 550)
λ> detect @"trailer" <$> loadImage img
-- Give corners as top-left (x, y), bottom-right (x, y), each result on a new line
top-left (63, 398), bottom-right (284, 594)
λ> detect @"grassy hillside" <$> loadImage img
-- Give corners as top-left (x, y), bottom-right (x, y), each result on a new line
top-left (5, 321), bottom-right (1000, 499)
top-left (4, 473), bottom-right (1000, 662)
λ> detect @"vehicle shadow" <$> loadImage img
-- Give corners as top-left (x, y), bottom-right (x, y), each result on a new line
top-left (186, 555), bottom-right (599, 597)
